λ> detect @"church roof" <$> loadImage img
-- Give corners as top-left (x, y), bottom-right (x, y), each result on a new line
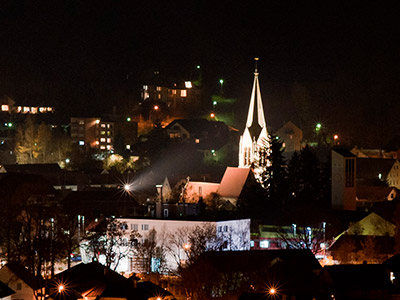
top-left (217, 167), bottom-right (251, 198)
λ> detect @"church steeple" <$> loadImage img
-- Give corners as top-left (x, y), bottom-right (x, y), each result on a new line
top-left (239, 58), bottom-right (269, 180)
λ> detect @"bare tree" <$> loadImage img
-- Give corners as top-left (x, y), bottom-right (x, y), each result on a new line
top-left (83, 218), bottom-right (138, 271)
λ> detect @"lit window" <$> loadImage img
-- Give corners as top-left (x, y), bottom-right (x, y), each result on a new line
top-left (107, 138), bottom-right (111, 143)
top-left (31, 107), bottom-right (38, 114)
top-left (79, 141), bottom-right (85, 146)
top-left (158, 94), bottom-right (161, 99)
top-left (172, 89), bottom-right (177, 95)
top-left (143, 91), bottom-right (149, 99)
top-left (23, 107), bottom-right (30, 113)
top-left (17, 106), bottom-right (22, 112)
top-left (260, 240), bottom-right (269, 248)
top-left (39, 107), bottom-right (45, 113)
top-left (101, 131), bottom-right (106, 135)
top-left (250, 240), bottom-right (255, 247)
top-left (100, 138), bottom-right (106, 142)
top-left (181, 90), bottom-right (187, 97)
top-left (126, 145), bottom-right (131, 150)
top-left (143, 85), bottom-right (148, 90)
top-left (79, 120), bottom-right (85, 125)
top-left (1, 105), bottom-right (9, 111)
top-left (156, 86), bottom-right (162, 91)
top-left (106, 145), bottom-right (112, 150)
top-left (100, 145), bottom-right (106, 150)
top-left (101, 124), bottom-right (106, 128)
top-left (185, 81), bottom-right (192, 88)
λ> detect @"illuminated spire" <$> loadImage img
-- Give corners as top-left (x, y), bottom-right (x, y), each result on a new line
top-left (239, 58), bottom-right (269, 181)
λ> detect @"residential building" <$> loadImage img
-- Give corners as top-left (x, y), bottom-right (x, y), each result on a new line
top-left (275, 121), bottom-right (303, 155)
top-left (70, 116), bottom-right (137, 152)
top-left (0, 262), bottom-right (44, 300)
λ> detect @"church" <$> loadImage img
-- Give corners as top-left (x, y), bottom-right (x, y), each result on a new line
top-left (238, 58), bottom-right (270, 182)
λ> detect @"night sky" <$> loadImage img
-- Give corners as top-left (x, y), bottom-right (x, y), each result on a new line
top-left (1, 1), bottom-right (400, 147)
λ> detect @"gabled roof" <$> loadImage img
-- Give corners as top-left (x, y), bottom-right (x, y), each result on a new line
top-left (0, 281), bottom-right (15, 298)
top-left (3, 262), bottom-right (44, 290)
top-left (51, 262), bottom-right (174, 300)
top-left (356, 185), bottom-right (398, 202)
top-left (0, 163), bottom-right (61, 174)
top-left (357, 157), bottom-right (396, 180)
top-left (320, 264), bottom-right (393, 290)
top-left (217, 167), bottom-right (251, 198)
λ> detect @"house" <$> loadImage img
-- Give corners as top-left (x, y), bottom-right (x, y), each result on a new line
top-left (329, 212), bottom-right (396, 264)
top-left (318, 264), bottom-right (393, 300)
top-left (48, 261), bottom-right (175, 300)
top-left (164, 118), bottom-right (230, 163)
top-left (275, 121), bottom-right (303, 155)
top-left (0, 262), bottom-right (44, 300)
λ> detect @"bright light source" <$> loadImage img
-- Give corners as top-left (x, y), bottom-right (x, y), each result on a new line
top-left (153, 105), bottom-right (159, 111)
top-left (183, 243), bottom-right (191, 250)
top-left (58, 285), bottom-right (64, 293)
top-left (95, 119), bottom-right (100, 124)
top-left (196, 65), bottom-right (200, 69)
top-left (124, 184), bottom-right (130, 191)
top-left (213, 100), bottom-right (217, 106)
top-left (185, 81), bottom-right (192, 88)
top-left (127, 117), bottom-right (131, 122)
top-left (219, 79), bottom-right (224, 85)
top-left (334, 134), bottom-right (339, 140)
top-left (269, 288), bottom-right (276, 295)
top-left (65, 158), bottom-right (70, 164)
top-left (210, 113), bottom-right (215, 118)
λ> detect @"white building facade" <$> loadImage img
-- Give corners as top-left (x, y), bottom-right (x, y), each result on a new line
top-left (80, 218), bottom-right (250, 275)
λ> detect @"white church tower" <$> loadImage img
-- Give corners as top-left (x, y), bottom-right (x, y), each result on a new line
top-left (238, 58), bottom-right (270, 181)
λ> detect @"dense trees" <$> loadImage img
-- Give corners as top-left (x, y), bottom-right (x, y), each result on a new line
top-left (14, 116), bottom-right (72, 164)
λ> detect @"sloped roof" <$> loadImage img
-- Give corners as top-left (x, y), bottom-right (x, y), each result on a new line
top-left (332, 148), bottom-right (356, 158)
top-left (1, 163), bottom-right (61, 174)
top-left (0, 280), bottom-right (15, 298)
top-left (357, 157), bottom-right (396, 180)
top-left (4, 262), bottom-right (44, 290)
top-left (217, 167), bottom-right (251, 198)
top-left (51, 262), bottom-right (174, 300)
top-left (346, 212), bottom-right (396, 236)
top-left (356, 185), bottom-right (398, 202)
top-left (320, 264), bottom-right (393, 290)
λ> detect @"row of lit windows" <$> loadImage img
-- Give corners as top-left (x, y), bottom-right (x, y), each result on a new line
top-left (1, 104), bottom-right (54, 113)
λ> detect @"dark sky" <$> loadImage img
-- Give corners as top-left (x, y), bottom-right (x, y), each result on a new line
top-left (1, 1), bottom-right (400, 147)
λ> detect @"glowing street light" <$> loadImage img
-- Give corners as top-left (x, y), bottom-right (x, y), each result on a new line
top-left (153, 105), bottom-right (159, 111)
top-left (124, 184), bottom-right (131, 192)
top-left (210, 112), bottom-right (215, 119)
top-left (58, 284), bottom-right (65, 293)
top-left (269, 288), bottom-right (276, 295)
